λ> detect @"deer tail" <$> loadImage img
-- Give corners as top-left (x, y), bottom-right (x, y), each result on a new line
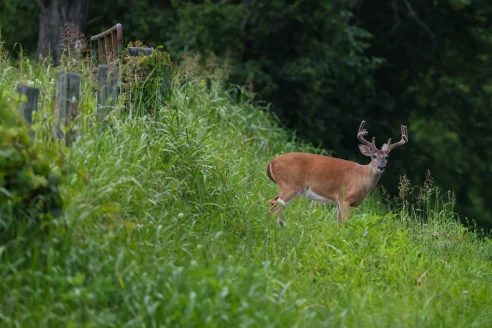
top-left (266, 162), bottom-right (277, 184)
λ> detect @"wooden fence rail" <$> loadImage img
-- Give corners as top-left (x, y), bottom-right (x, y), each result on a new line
top-left (90, 23), bottom-right (124, 66)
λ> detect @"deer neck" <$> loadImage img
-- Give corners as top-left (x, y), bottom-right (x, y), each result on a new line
top-left (364, 162), bottom-right (383, 190)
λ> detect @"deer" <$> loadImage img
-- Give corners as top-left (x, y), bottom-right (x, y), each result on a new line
top-left (266, 121), bottom-right (408, 227)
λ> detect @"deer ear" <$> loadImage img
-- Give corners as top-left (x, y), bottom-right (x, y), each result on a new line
top-left (359, 144), bottom-right (373, 157)
top-left (381, 143), bottom-right (389, 152)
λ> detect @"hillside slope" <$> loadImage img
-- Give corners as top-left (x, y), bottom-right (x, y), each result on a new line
top-left (1, 56), bottom-right (492, 327)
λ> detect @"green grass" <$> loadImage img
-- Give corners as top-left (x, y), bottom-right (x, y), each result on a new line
top-left (1, 53), bottom-right (492, 328)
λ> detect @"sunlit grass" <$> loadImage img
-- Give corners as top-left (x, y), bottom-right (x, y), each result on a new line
top-left (0, 53), bottom-right (491, 328)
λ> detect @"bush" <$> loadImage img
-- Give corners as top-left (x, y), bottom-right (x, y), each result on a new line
top-left (0, 91), bottom-right (64, 243)
top-left (122, 41), bottom-right (174, 117)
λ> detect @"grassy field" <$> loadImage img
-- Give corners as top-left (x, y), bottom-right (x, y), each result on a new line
top-left (1, 51), bottom-right (492, 328)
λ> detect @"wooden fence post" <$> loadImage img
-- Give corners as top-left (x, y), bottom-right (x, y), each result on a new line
top-left (97, 64), bottom-right (119, 121)
top-left (127, 47), bottom-right (153, 57)
top-left (54, 71), bottom-right (81, 145)
top-left (15, 84), bottom-right (39, 138)
top-left (15, 83), bottom-right (39, 125)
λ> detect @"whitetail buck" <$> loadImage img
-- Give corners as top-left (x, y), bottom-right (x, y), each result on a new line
top-left (266, 121), bottom-right (408, 227)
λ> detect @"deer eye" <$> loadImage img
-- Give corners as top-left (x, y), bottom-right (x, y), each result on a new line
top-left (372, 154), bottom-right (377, 159)
top-left (385, 156), bottom-right (389, 159)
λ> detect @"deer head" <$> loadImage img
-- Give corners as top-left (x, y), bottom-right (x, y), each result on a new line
top-left (357, 121), bottom-right (408, 173)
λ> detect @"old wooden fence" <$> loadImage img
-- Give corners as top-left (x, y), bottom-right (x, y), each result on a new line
top-left (16, 23), bottom-right (153, 145)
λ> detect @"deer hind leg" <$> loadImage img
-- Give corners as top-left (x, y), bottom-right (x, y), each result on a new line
top-left (268, 195), bottom-right (279, 208)
top-left (337, 201), bottom-right (351, 227)
top-left (268, 188), bottom-right (301, 227)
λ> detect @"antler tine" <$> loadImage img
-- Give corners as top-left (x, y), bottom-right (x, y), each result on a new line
top-left (386, 124), bottom-right (409, 152)
top-left (358, 120), bottom-right (366, 134)
top-left (357, 120), bottom-right (377, 152)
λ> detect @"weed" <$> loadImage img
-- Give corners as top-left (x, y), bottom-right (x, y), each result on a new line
top-left (0, 45), bottom-right (491, 328)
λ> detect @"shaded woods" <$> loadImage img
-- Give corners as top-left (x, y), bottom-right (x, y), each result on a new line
top-left (1, 0), bottom-right (492, 229)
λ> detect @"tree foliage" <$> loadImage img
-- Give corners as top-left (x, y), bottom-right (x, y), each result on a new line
top-left (170, 1), bottom-right (387, 151)
top-left (2, 0), bottom-right (492, 228)
top-left (0, 0), bottom-right (38, 56)
top-left (356, 0), bottom-right (492, 228)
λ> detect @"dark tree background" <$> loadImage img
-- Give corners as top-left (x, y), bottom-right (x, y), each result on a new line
top-left (35, 0), bottom-right (89, 63)
top-left (1, 0), bottom-right (492, 229)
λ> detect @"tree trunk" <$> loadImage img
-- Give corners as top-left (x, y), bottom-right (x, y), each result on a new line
top-left (35, 0), bottom-right (89, 64)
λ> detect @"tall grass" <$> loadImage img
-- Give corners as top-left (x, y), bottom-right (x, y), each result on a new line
top-left (0, 50), bottom-right (491, 328)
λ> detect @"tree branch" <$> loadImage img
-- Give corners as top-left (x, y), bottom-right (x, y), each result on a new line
top-left (240, 0), bottom-right (254, 34)
top-left (35, 0), bottom-right (51, 10)
top-left (390, 0), bottom-right (400, 36)
top-left (403, 0), bottom-right (435, 44)
top-left (86, 16), bottom-right (103, 26)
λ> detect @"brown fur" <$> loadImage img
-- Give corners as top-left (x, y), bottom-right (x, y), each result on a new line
top-left (266, 122), bottom-right (408, 226)
top-left (267, 121), bottom-right (408, 226)
top-left (267, 152), bottom-right (384, 225)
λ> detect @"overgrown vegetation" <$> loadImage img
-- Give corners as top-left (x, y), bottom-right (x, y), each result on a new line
top-left (0, 90), bottom-right (65, 244)
top-left (0, 44), bottom-right (491, 327)
top-left (122, 41), bottom-right (174, 116)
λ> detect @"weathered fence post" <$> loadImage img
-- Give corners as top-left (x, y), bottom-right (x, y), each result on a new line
top-left (54, 71), bottom-right (81, 145)
top-left (15, 83), bottom-right (39, 125)
top-left (127, 47), bottom-right (153, 57)
top-left (15, 83), bottom-right (39, 138)
top-left (97, 65), bottom-right (119, 121)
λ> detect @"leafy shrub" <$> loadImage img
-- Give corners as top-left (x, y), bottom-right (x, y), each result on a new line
top-left (0, 91), bottom-right (64, 243)
top-left (122, 41), bottom-right (174, 116)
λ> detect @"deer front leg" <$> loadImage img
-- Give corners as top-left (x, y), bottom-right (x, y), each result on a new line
top-left (337, 201), bottom-right (350, 226)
